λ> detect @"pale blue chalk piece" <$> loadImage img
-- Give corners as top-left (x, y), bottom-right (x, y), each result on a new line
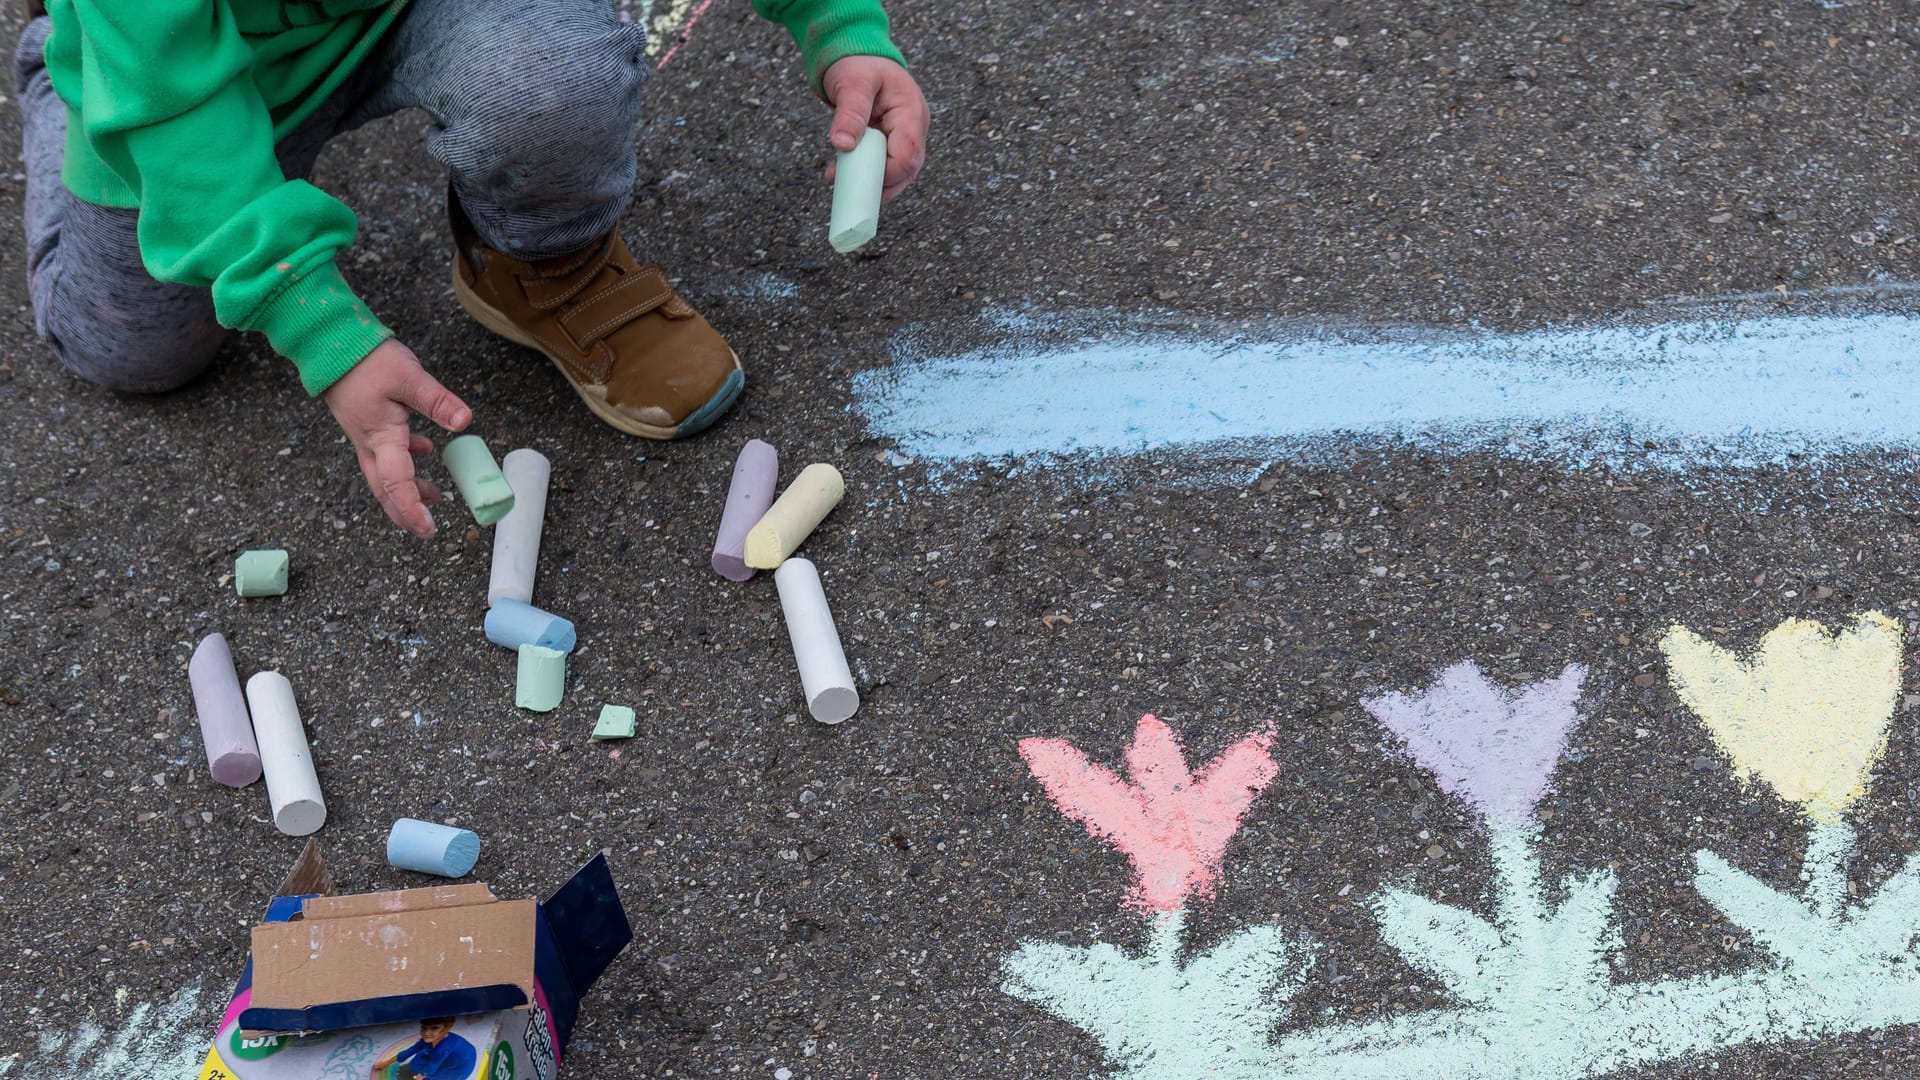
top-left (484, 599), bottom-right (577, 653)
top-left (386, 817), bottom-right (481, 877)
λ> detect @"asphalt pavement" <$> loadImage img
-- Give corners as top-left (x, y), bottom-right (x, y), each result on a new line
top-left (5, 1), bottom-right (1920, 1077)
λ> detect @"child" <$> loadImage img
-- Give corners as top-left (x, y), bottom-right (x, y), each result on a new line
top-left (16, 0), bottom-right (929, 538)
top-left (370, 1016), bottom-right (476, 1079)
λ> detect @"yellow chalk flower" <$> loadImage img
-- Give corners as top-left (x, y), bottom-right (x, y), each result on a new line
top-left (1661, 612), bottom-right (1901, 823)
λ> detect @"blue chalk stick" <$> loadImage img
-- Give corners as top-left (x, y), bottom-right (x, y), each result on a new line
top-left (387, 818), bottom-right (481, 877)
top-left (483, 599), bottom-right (577, 653)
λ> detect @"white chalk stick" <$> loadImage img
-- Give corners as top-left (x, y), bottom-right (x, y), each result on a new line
top-left (745, 463), bottom-right (844, 569)
top-left (774, 558), bottom-right (858, 724)
top-left (244, 671), bottom-right (327, 837)
top-left (189, 633), bottom-right (261, 788)
top-left (712, 439), bottom-right (778, 581)
top-left (488, 449), bottom-right (551, 608)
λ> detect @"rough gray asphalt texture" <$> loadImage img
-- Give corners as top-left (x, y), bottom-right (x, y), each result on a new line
top-left (6, 0), bottom-right (1920, 1077)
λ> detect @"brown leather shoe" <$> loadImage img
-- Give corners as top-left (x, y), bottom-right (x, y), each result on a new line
top-left (450, 199), bottom-right (743, 439)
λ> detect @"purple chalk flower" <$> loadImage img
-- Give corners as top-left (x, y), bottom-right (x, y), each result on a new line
top-left (1363, 661), bottom-right (1588, 824)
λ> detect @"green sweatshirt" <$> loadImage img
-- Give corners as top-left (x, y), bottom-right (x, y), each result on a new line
top-left (43, 0), bottom-right (905, 396)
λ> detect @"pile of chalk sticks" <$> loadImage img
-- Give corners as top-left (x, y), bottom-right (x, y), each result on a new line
top-left (188, 634), bottom-right (481, 876)
top-left (711, 439), bottom-right (859, 724)
top-left (451, 436), bottom-right (637, 739)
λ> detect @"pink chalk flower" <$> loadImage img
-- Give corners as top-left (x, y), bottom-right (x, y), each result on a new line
top-left (1020, 715), bottom-right (1279, 913)
top-left (1363, 661), bottom-right (1588, 825)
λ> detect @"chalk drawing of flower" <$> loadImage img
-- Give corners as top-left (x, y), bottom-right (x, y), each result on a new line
top-left (1362, 662), bottom-right (1588, 825)
top-left (1661, 612), bottom-right (1899, 823)
top-left (1019, 715), bottom-right (1278, 913)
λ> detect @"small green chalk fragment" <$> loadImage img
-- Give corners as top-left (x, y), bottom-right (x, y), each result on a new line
top-left (234, 549), bottom-right (289, 597)
top-left (591, 704), bottom-right (636, 741)
top-left (515, 644), bottom-right (566, 712)
top-left (443, 435), bottom-right (516, 526)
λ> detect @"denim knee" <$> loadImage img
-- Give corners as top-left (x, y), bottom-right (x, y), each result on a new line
top-left (41, 304), bottom-right (226, 395)
top-left (427, 13), bottom-right (647, 257)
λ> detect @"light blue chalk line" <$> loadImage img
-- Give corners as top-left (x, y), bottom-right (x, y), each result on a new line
top-left (852, 313), bottom-right (1920, 473)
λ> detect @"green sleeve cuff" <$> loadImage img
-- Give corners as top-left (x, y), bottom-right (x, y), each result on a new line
top-left (754, 0), bottom-right (907, 93)
top-left (251, 259), bottom-right (393, 395)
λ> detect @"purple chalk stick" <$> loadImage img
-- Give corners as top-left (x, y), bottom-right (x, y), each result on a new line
top-left (712, 439), bottom-right (779, 581)
top-left (189, 633), bottom-right (262, 787)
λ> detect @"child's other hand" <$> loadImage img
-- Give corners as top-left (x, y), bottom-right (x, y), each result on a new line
top-left (321, 339), bottom-right (471, 539)
top-left (821, 56), bottom-right (929, 202)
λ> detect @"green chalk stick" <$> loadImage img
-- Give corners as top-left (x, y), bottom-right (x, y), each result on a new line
top-left (829, 127), bottom-right (886, 253)
top-left (515, 643), bottom-right (566, 712)
top-left (234, 549), bottom-right (289, 597)
top-left (591, 704), bottom-right (636, 741)
top-left (443, 435), bottom-right (516, 526)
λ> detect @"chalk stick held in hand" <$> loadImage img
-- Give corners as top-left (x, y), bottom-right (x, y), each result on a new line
top-left (830, 127), bottom-right (886, 253)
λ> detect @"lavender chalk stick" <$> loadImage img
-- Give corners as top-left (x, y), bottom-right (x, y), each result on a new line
top-left (484, 599), bottom-right (577, 653)
top-left (387, 818), bottom-right (481, 877)
top-left (774, 558), bottom-right (859, 724)
top-left (488, 448), bottom-right (551, 607)
top-left (711, 439), bottom-right (779, 581)
top-left (188, 633), bottom-right (261, 787)
top-left (245, 671), bottom-right (326, 836)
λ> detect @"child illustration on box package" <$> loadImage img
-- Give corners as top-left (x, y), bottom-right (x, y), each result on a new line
top-left (15, 0), bottom-right (929, 538)
top-left (371, 1017), bottom-right (477, 1080)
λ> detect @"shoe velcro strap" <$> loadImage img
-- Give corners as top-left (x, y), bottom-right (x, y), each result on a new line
top-left (518, 238), bottom-right (618, 311)
top-left (556, 270), bottom-right (677, 349)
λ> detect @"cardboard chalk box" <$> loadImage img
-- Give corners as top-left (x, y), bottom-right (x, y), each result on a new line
top-left (196, 842), bottom-right (632, 1080)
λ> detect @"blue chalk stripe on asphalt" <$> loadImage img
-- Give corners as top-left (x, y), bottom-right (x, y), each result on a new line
top-left (851, 312), bottom-right (1920, 472)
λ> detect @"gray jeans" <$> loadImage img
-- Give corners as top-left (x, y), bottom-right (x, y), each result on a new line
top-left (15, 0), bottom-right (648, 394)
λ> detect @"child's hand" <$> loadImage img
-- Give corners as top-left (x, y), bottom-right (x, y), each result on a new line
top-left (321, 339), bottom-right (472, 539)
top-left (821, 56), bottom-right (929, 202)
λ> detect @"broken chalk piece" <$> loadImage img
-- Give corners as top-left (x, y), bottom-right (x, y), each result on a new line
top-left (443, 434), bottom-right (516, 526)
top-left (244, 671), bottom-right (326, 836)
top-left (744, 463), bottom-right (844, 570)
top-left (488, 448), bottom-right (551, 607)
top-left (484, 598), bottom-right (577, 653)
top-left (189, 633), bottom-right (261, 788)
top-left (829, 127), bottom-right (886, 253)
top-left (774, 557), bottom-right (859, 724)
top-left (387, 817), bottom-right (481, 877)
top-left (711, 439), bottom-right (779, 581)
top-left (516, 644), bottom-right (566, 712)
top-left (591, 704), bottom-right (637, 741)
top-left (233, 549), bottom-right (289, 597)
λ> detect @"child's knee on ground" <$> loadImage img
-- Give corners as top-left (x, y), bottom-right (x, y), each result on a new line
top-left (417, 4), bottom-right (648, 256)
top-left (44, 314), bottom-right (227, 395)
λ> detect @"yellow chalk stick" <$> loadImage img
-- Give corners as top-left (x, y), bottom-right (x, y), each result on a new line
top-left (744, 463), bottom-right (844, 569)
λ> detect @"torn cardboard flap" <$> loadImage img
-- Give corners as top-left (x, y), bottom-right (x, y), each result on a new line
top-left (299, 881), bottom-right (497, 921)
top-left (249, 898), bottom-right (537, 1017)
